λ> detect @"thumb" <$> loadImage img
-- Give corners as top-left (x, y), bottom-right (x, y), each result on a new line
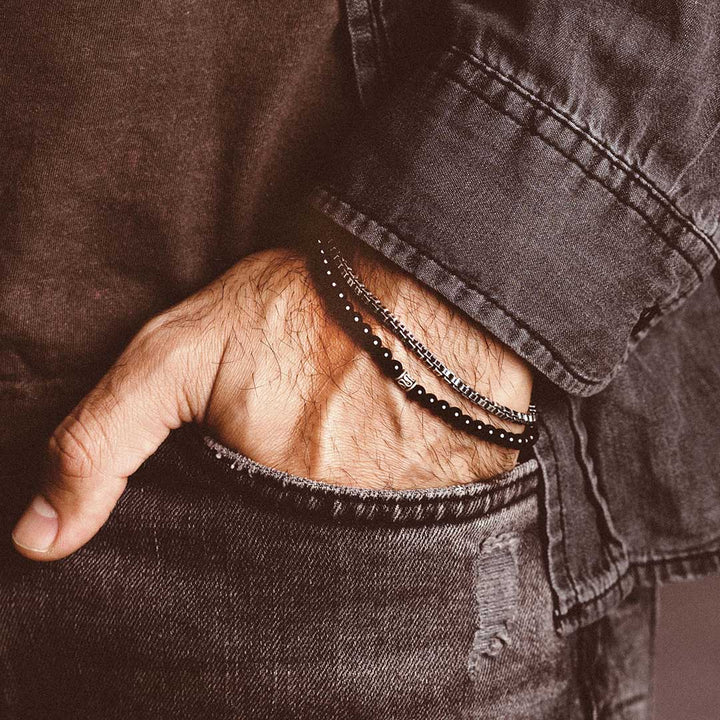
top-left (11, 313), bottom-right (224, 561)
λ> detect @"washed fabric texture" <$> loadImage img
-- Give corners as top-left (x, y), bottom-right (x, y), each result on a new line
top-left (309, 0), bottom-right (720, 631)
top-left (0, 0), bottom-right (714, 702)
top-left (0, 424), bottom-right (656, 719)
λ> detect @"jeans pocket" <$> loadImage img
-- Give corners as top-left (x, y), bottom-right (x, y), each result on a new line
top-left (188, 423), bottom-right (540, 526)
top-left (0, 424), bottom-right (586, 720)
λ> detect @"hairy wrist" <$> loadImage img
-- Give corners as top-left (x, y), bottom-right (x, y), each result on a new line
top-left (205, 223), bottom-right (534, 489)
top-left (315, 219), bottom-right (534, 433)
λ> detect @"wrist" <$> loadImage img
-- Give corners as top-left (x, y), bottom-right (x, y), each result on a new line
top-left (314, 222), bottom-right (534, 436)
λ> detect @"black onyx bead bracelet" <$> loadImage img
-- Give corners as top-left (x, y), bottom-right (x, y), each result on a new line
top-left (311, 238), bottom-right (538, 450)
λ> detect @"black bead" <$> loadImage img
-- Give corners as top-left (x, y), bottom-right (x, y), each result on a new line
top-left (421, 392), bottom-right (437, 409)
top-left (378, 357), bottom-right (405, 379)
top-left (351, 313), bottom-right (362, 324)
top-left (375, 351), bottom-right (397, 376)
top-left (376, 356), bottom-right (393, 375)
top-left (459, 414), bottom-right (473, 429)
top-left (359, 323), bottom-right (372, 336)
top-left (369, 343), bottom-right (387, 362)
top-left (435, 400), bottom-right (450, 417)
top-left (447, 408), bottom-right (464, 429)
top-left (448, 406), bottom-right (462, 421)
top-left (407, 384), bottom-right (426, 402)
top-left (368, 335), bottom-right (382, 348)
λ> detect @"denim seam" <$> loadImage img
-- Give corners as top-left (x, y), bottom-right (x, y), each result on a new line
top-left (310, 187), bottom-right (608, 390)
top-left (366, 0), bottom-right (390, 87)
top-left (557, 547), bottom-right (720, 633)
top-left (436, 63), bottom-right (712, 280)
top-left (631, 550), bottom-right (720, 586)
top-left (197, 430), bottom-right (540, 524)
top-left (539, 414), bottom-right (632, 619)
top-left (629, 542), bottom-right (720, 566)
top-left (604, 693), bottom-right (650, 718)
top-left (567, 397), bottom-right (628, 577)
top-left (344, 0), bottom-right (381, 109)
top-left (448, 45), bottom-right (719, 260)
top-left (543, 414), bottom-right (581, 613)
top-left (556, 570), bottom-right (636, 634)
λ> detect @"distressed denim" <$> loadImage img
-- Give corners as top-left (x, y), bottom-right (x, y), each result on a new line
top-left (0, 424), bottom-right (656, 719)
top-left (0, 0), bottom-right (716, 714)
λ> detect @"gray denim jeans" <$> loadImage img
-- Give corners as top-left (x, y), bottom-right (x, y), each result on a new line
top-left (0, 424), bottom-right (655, 719)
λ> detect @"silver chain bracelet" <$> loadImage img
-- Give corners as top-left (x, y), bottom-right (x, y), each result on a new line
top-left (325, 244), bottom-right (538, 426)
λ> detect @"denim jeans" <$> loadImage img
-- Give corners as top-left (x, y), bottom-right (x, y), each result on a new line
top-left (0, 424), bottom-right (655, 719)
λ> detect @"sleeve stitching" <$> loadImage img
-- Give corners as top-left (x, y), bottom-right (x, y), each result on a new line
top-left (311, 187), bottom-right (608, 386)
top-left (449, 45), bottom-right (720, 263)
top-left (436, 66), bottom-right (706, 285)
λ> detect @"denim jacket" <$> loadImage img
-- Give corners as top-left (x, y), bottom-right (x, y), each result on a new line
top-left (309, 0), bottom-right (720, 633)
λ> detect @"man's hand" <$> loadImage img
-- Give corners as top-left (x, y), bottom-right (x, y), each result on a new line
top-left (11, 239), bottom-right (533, 561)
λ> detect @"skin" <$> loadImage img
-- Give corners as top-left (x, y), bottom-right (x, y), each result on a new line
top-left (11, 232), bottom-right (533, 561)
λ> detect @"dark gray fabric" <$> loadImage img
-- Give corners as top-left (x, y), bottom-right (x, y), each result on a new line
top-left (0, 0), bottom-right (710, 707)
top-left (310, 0), bottom-right (720, 632)
top-left (0, 424), bottom-right (655, 719)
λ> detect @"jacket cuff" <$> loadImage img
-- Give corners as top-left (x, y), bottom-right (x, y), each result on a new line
top-left (307, 48), bottom-right (718, 396)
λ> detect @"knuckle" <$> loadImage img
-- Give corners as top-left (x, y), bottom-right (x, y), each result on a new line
top-left (134, 310), bottom-right (206, 372)
top-left (48, 409), bottom-right (101, 480)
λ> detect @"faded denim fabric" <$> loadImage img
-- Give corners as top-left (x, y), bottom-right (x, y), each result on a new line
top-left (311, 0), bottom-right (720, 632)
top-left (0, 425), bottom-right (656, 719)
top-left (0, 0), bottom-right (712, 714)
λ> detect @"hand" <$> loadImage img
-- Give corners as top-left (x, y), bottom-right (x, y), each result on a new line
top-left (11, 235), bottom-right (533, 561)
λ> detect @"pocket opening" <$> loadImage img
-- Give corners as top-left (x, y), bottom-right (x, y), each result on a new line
top-left (189, 425), bottom-right (541, 526)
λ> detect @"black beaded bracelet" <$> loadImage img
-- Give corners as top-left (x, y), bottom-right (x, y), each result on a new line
top-left (310, 238), bottom-right (538, 450)
top-left (325, 242), bottom-right (538, 426)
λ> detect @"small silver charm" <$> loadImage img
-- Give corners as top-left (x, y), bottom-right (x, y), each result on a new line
top-left (396, 370), bottom-right (417, 391)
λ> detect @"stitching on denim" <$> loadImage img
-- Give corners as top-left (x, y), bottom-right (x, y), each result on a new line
top-left (345, 0), bottom-right (381, 110)
top-left (544, 414), bottom-right (581, 609)
top-left (558, 569), bottom-right (635, 622)
top-left (567, 397), bottom-right (627, 569)
top-left (367, 0), bottom-right (390, 86)
top-left (311, 188), bottom-right (607, 387)
top-left (605, 693), bottom-right (650, 716)
top-left (199, 431), bottom-right (540, 524)
top-left (558, 545), bottom-right (720, 626)
top-left (448, 45), bottom-right (720, 262)
top-left (629, 542), bottom-right (720, 566)
top-left (436, 66), bottom-right (709, 282)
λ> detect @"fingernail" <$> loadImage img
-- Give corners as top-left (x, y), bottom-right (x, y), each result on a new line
top-left (12, 495), bottom-right (59, 553)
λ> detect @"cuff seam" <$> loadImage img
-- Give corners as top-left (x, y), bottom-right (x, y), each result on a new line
top-left (310, 187), bottom-right (608, 392)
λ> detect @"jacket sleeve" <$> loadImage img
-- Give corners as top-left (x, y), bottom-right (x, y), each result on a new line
top-left (307, 0), bottom-right (720, 396)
